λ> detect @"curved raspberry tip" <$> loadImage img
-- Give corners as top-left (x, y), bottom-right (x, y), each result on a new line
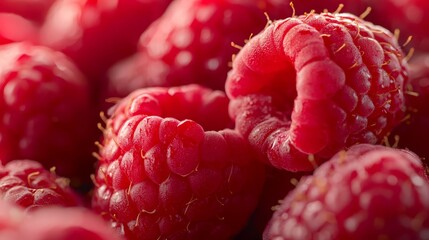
top-left (226, 11), bottom-right (409, 172)
top-left (92, 84), bottom-right (265, 239)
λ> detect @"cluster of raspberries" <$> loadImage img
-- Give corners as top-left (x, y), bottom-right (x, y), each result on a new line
top-left (1, 0), bottom-right (429, 240)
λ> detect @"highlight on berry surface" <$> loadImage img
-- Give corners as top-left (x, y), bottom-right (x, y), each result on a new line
top-left (0, 201), bottom-right (124, 240)
top-left (0, 42), bottom-right (97, 187)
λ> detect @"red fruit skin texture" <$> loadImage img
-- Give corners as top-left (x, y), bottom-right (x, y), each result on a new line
top-left (0, 201), bottom-right (124, 240)
top-left (226, 12), bottom-right (409, 172)
top-left (0, 0), bottom-right (55, 23)
top-left (18, 207), bottom-right (124, 240)
top-left (0, 160), bottom-right (80, 210)
top-left (104, 0), bottom-right (294, 101)
top-left (290, 0), bottom-right (368, 16)
top-left (0, 42), bottom-right (96, 185)
top-left (0, 201), bottom-right (24, 239)
top-left (38, 0), bottom-right (172, 96)
top-left (0, 13), bottom-right (38, 45)
top-left (92, 84), bottom-right (265, 240)
top-left (390, 53), bottom-right (429, 164)
top-left (264, 144), bottom-right (429, 240)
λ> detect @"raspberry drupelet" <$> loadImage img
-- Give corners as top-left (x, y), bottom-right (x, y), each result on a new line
top-left (226, 11), bottom-right (409, 171)
top-left (264, 144), bottom-right (429, 240)
top-left (0, 160), bottom-right (80, 210)
top-left (92, 84), bottom-right (265, 239)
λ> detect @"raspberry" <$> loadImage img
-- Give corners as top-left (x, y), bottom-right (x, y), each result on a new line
top-left (0, 160), bottom-right (80, 210)
top-left (0, 200), bottom-right (124, 240)
top-left (103, 0), bottom-right (293, 101)
top-left (38, 0), bottom-right (172, 96)
top-left (390, 53), bottom-right (429, 163)
top-left (0, 13), bottom-right (38, 45)
top-left (291, 0), bottom-right (368, 16)
top-left (264, 144), bottom-right (429, 240)
top-left (0, 42), bottom-right (96, 186)
top-left (17, 207), bottom-right (124, 240)
top-left (226, 11), bottom-right (409, 171)
top-left (92, 84), bottom-right (265, 239)
top-left (0, 200), bottom-right (22, 228)
top-left (0, 0), bottom-right (55, 23)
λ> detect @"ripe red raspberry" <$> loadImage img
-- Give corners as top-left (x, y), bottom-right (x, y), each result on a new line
top-left (264, 144), bottom-right (429, 240)
top-left (0, 160), bottom-right (80, 210)
top-left (92, 84), bottom-right (265, 239)
top-left (38, 0), bottom-right (172, 95)
top-left (17, 207), bottom-right (124, 240)
top-left (0, 13), bottom-right (38, 45)
top-left (103, 0), bottom-right (293, 101)
top-left (390, 53), bottom-right (429, 164)
top-left (0, 42), bottom-right (96, 186)
top-left (0, 201), bottom-right (124, 240)
top-left (0, 0), bottom-right (55, 23)
top-left (226, 11), bottom-right (409, 171)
